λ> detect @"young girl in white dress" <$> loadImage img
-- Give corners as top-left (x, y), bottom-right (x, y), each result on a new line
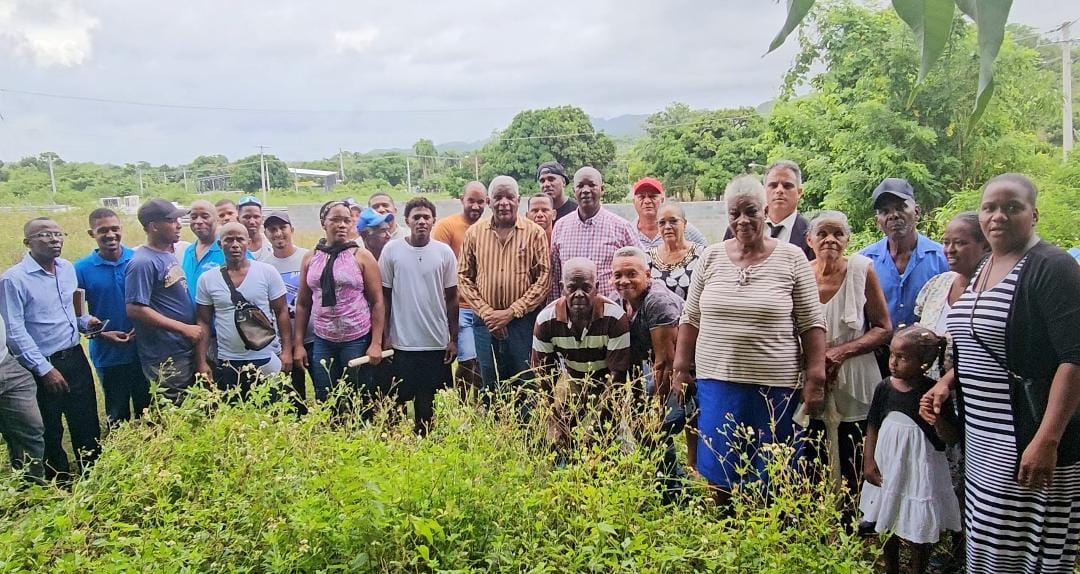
top-left (859, 326), bottom-right (962, 574)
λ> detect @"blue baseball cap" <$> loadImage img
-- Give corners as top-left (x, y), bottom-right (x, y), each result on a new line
top-left (356, 207), bottom-right (394, 232)
top-left (238, 194), bottom-right (262, 208)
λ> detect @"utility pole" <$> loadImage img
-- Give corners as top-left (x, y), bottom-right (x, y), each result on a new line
top-left (257, 145), bottom-right (269, 207)
top-left (46, 154), bottom-right (57, 204)
top-left (405, 156), bottom-right (412, 194)
top-left (293, 166), bottom-right (299, 194)
top-left (474, 155), bottom-right (479, 179)
top-left (182, 168), bottom-right (189, 194)
top-left (1064, 21), bottom-right (1074, 162)
top-left (338, 148), bottom-right (346, 182)
top-left (137, 168), bottom-right (144, 195)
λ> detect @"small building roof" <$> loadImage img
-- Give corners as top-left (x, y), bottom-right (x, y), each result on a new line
top-left (288, 168), bottom-right (338, 177)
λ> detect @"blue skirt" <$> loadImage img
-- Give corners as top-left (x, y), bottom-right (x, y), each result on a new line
top-left (696, 378), bottom-right (805, 490)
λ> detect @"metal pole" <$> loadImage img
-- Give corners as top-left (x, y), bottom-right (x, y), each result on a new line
top-left (182, 169), bottom-right (189, 194)
top-left (47, 155), bottom-right (57, 203)
top-left (137, 168), bottom-right (144, 195)
top-left (474, 155), bottom-right (479, 179)
top-left (257, 145), bottom-right (269, 206)
top-left (338, 148), bottom-right (346, 182)
top-left (405, 156), bottom-right (412, 194)
top-left (1064, 21), bottom-right (1074, 162)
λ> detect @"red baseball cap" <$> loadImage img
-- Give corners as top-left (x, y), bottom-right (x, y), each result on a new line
top-left (632, 177), bottom-right (665, 196)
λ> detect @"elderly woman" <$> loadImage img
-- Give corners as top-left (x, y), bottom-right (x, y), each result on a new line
top-left (294, 200), bottom-right (386, 413)
top-left (647, 203), bottom-right (705, 301)
top-left (673, 175), bottom-right (826, 503)
top-left (804, 211), bottom-right (891, 495)
top-left (915, 212), bottom-right (990, 348)
top-left (923, 174), bottom-right (1080, 573)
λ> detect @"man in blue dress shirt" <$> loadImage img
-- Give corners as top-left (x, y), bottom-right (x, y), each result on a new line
top-left (859, 178), bottom-right (949, 329)
top-left (0, 217), bottom-right (102, 482)
top-left (75, 208), bottom-right (149, 425)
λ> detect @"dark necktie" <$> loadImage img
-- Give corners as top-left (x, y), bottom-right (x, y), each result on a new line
top-left (768, 223), bottom-right (784, 239)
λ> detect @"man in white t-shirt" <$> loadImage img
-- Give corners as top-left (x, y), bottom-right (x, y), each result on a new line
top-left (379, 197), bottom-right (458, 435)
top-left (194, 223), bottom-right (293, 400)
top-left (263, 211), bottom-right (312, 408)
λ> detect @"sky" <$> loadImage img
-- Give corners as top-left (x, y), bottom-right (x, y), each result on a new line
top-left (0, 0), bottom-right (1075, 165)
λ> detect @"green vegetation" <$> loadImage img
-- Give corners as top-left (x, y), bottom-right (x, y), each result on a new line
top-left (0, 383), bottom-right (874, 573)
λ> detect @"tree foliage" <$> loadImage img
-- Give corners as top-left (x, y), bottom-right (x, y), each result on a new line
top-left (231, 154), bottom-right (289, 192)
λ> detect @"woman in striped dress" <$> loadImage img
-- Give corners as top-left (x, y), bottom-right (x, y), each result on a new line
top-left (925, 174), bottom-right (1080, 573)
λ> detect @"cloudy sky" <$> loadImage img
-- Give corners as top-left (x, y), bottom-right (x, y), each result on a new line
top-left (0, 0), bottom-right (1073, 165)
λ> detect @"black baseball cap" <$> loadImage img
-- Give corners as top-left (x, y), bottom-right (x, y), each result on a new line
top-left (871, 178), bottom-right (916, 207)
top-left (536, 161), bottom-right (569, 183)
top-left (137, 198), bottom-right (188, 227)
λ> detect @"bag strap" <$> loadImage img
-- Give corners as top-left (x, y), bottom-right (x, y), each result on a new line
top-left (969, 293), bottom-right (1021, 380)
top-left (219, 266), bottom-right (248, 307)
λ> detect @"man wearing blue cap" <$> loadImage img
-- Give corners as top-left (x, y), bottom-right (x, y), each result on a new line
top-left (238, 195), bottom-right (272, 261)
top-left (356, 207), bottom-right (395, 261)
top-left (859, 178), bottom-right (948, 329)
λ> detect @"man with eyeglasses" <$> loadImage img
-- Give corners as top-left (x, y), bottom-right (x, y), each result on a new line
top-left (0, 218), bottom-right (102, 482)
top-left (630, 178), bottom-right (706, 250)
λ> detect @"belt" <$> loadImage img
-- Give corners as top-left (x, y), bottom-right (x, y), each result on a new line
top-left (49, 345), bottom-right (83, 362)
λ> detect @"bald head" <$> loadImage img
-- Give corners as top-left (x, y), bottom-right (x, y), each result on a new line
top-left (189, 199), bottom-right (218, 242)
top-left (562, 256), bottom-right (597, 285)
top-left (488, 175), bottom-right (519, 198)
top-left (464, 181), bottom-right (486, 195)
top-left (573, 166), bottom-right (602, 186)
top-left (572, 166), bottom-right (604, 217)
top-left (219, 221), bottom-right (248, 237)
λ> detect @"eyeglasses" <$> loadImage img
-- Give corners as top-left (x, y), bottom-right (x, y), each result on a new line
top-left (657, 218), bottom-right (684, 227)
top-left (26, 231), bottom-right (68, 240)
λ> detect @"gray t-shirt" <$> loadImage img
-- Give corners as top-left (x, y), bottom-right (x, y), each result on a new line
top-left (196, 261), bottom-right (286, 361)
top-left (265, 247), bottom-right (313, 344)
top-left (621, 280), bottom-right (683, 366)
top-left (125, 246), bottom-right (196, 365)
top-left (379, 238), bottom-right (457, 351)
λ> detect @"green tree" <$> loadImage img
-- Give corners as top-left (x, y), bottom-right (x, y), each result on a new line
top-left (762, 2), bottom-right (1057, 231)
top-left (479, 106), bottom-right (616, 194)
top-left (231, 154), bottom-right (289, 192)
top-left (629, 104), bottom-right (767, 200)
top-left (412, 138), bottom-right (438, 179)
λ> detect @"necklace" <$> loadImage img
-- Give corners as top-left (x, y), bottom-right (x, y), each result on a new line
top-left (736, 266), bottom-right (753, 286)
top-left (651, 245), bottom-right (696, 272)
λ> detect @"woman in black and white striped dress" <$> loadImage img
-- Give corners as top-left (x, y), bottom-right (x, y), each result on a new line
top-left (927, 174), bottom-right (1080, 573)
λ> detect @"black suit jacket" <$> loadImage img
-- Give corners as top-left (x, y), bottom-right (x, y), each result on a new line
top-left (723, 212), bottom-right (816, 261)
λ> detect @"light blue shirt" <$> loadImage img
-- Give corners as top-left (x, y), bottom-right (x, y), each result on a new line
top-left (860, 233), bottom-right (949, 329)
top-left (0, 254), bottom-right (86, 377)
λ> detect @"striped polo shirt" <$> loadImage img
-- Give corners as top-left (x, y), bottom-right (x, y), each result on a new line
top-left (531, 295), bottom-right (631, 381)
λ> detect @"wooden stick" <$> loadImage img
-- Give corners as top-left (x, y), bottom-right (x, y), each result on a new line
top-left (347, 349), bottom-right (395, 368)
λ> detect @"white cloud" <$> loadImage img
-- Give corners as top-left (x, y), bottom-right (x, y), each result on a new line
top-left (0, 0), bottom-right (99, 67)
top-left (334, 25), bottom-right (379, 55)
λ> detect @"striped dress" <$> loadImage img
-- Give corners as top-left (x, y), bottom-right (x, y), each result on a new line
top-left (948, 257), bottom-right (1080, 573)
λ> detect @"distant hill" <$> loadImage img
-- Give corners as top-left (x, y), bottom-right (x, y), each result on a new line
top-left (590, 114), bottom-right (649, 139)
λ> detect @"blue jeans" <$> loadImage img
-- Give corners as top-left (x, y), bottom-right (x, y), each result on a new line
top-left (473, 309), bottom-right (538, 391)
top-left (0, 353), bottom-right (44, 479)
top-left (311, 333), bottom-right (373, 409)
top-left (457, 309), bottom-right (477, 362)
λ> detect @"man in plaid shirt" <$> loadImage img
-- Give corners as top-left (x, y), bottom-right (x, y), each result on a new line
top-left (550, 167), bottom-right (637, 301)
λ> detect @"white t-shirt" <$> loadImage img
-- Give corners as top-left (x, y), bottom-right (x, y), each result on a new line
top-left (379, 238), bottom-right (457, 351)
top-left (196, 261), bottom-right (286, 361)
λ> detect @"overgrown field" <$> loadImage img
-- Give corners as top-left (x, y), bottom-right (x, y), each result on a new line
top-left (0, 384), bottom-right (875, 573)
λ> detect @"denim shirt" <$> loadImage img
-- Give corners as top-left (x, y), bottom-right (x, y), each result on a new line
top-left (860, 233), bottom-right (949, 328)
top-left (0, 254), bottom-right (85, 376)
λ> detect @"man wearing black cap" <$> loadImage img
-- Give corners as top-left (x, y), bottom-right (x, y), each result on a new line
top-left (125, 198), bottom-right (202, 404)
top-left (537, 161), bottom-right (577, 221)
top-left (859, 178), bottom-right (948, 329)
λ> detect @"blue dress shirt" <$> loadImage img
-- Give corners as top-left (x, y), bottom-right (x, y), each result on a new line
top-left (859, 233), bottom-right (949, 328)
top-left (75, 246), bottom-right (139, 369)
top-left (0, 254), bottom-right (85, 377)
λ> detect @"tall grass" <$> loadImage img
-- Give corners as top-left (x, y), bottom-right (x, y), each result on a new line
top-left (0, 378), bottom-right (875, 573)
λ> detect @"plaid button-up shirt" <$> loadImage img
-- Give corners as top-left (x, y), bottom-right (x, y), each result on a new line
top-left (550, 207), bottom-right (637, 301)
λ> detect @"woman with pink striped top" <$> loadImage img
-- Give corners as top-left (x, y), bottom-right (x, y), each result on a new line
top-left (294, 201), bottom-right (385, 411)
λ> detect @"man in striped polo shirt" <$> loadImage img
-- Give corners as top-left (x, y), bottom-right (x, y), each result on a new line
top-left (532, 257), bottom-right (630, 451)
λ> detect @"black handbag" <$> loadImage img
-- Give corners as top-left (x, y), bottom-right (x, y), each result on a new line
top-left (220, 267), bottom-right (276, 351)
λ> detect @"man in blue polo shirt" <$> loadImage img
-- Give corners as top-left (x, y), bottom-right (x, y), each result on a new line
top-left (859, 178), bottom-right (948, 328)
top-left (181, 200), bottom-right (224, 301)
top-left (75, 207), bottom-right (149, 425)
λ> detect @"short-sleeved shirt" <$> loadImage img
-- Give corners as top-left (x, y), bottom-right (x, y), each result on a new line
top-left (860, 233), bottom-right (948, 328)
top-left (249, 242), bottom-right (274, 262)
top-left (531, 296), bottom-right (631, 380)
top-left (550, 207), bottom-right (638, 301)
top-left (867, 376), bottom-right (956, 451)
top-left (618, 280), bottom-right (684, 366)
top-left (125, 246), bottom-right (196, 366)
top-left (379, 238), bottom-right (458, 351)
top-left (265, 247), bottom-right (313, 344)
top-left (75, 246), bottom-right (139, 368)
top-left (554, 198), bottom-right (577, 221)
top-left (182, 241), bottom-right (256, 301)
top-left (432, 213), bottom-right (477, 309)
top-left (679, 242), bottom-right (825, 388)
top-left (196, 261), bottom-right (286, 361)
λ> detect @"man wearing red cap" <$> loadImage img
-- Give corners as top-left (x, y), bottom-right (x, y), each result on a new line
top-left (631, 177), bottom-right (707, 250)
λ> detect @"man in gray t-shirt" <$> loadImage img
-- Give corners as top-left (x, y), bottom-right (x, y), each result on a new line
top-left (125, 199), bottom-right (202, 403)
top-left (263, 211), bottom-right (313, 405)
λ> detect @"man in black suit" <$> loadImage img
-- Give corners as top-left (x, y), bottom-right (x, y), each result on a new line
top-left (724, 160), bottom-right (815, 261)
